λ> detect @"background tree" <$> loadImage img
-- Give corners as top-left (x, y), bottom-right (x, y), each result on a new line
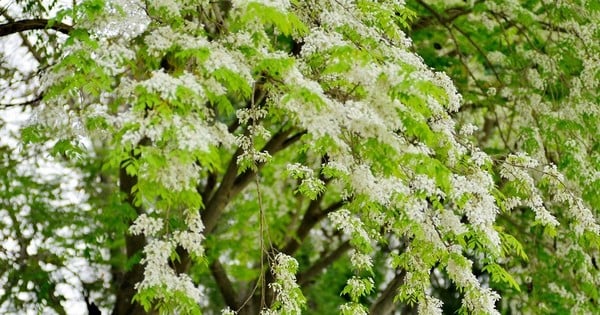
top-left (0, 0), bottom-right (598, 314)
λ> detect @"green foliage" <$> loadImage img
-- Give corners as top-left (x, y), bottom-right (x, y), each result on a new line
top-left (1, 0), bottom-right (599, 314)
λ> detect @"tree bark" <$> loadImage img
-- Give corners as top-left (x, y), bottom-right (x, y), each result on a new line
top-left (0, 19), bottom-right (71, 37)
top-left (111, 160), bottom-right (152, 315)
top-left (369, 271), bottom-right (406, 315)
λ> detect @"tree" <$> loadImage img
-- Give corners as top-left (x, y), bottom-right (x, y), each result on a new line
top-left (0, 0), bottom-right (598, 314)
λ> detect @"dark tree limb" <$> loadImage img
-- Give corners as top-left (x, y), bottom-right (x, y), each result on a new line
top-left (297, 240), bottom-right (351, 287)
top-left (203, 128), bottom-right (304, 235)
top-left (83, 291), bottom-right (102, 315)
top-left (245, 197), bottom-right (346, 312)
top-left (410, 6), bottom-right (473, 32)
top-left (169, 128), bottom-right (307, 314)
top-left (281, 198), bottom-right (345, 255)
top-left (369, 271), bottom-right (406, 315)
top-left (1, 12), bottom-right (43, 62)
top-left (112, 139), bottom-right (154, 315)
top-left (210, 259), bottom-right (241, 310)
top-left (0, 94), bottom-right (43, 109)
top-left (112, 163), bottom-right (149, 315)
top-left (0, 19), bottom-right (72, 37)
top-left (202, 147), bottom-right (244, 235)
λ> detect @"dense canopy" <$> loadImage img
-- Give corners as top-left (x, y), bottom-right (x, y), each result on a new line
top-left (0, 0), bottom-right (599, 314)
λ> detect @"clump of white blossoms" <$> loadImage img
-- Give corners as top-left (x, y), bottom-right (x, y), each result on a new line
top-left (267, 253), bottom-right (306, 314)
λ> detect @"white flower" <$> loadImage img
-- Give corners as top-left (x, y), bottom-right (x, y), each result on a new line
top-left (174, 230), bottom-right (204, 257)
top-left (269, 253), bottom-right (305, 314)
top-left (130, 214), bottom-right (164, 236)
top-left (470, 148), bottom-right (490, 166)
top-left (221, 307), bottom-right (237, 315)
top-left (349, 250), bottom-right (373, 270)
top-left (152, 156), bottom-right (201, 192)
top-left (329, 209), bottom-right (371, 250)
top-left (418, 295), bottom-right (443, 315)
top-left (459, 123), bottom-right (478, 136)
top-left (301, 29), bottom-right (348, 56)
top-left (487, 51), bottom-right (507, 65)
top-left (435, 210), bottom-right (467, 236)
top-left (446, 256), bottom-right (478, 288)
top-left (411, 175), bottom-right (439, 197)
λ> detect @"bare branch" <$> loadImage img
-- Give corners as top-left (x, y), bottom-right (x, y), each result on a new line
top-left (210, 259), bottom-right (240, 310)
top-left (1, 12), bottom-right (43, 62)
top-left (410, 6), bottom-right (473, 32)
top-left (281, 198), bottom-right (345, 255)
top-left (369, 271), bottom-right (406, 315)
top-left (297, 240), bottom-right (351, 287)
top-left (0, 94), bottom-right (43, 109)
top-left (0, 19), bottom-right (72, 37)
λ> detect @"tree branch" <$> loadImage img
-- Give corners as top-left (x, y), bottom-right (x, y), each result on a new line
top-left (113, 138), bottom-right (154, 315)
top-left (281, 198), bottom-right (345, 255)
top-left (210, 259), bottom-right (240, 310)
top-left (0, 94), bottom-right (43, 109)
top-left (297, 240), bottom-right (351, 287)
top-left (203, 128), bottom-right (304, 235)
top-left (369, 270), bottom-right (406, 315)
top-left (1, 12), bottom-right (43, 62)
top-left (0, 19), bottom-right (72, 37)
top-left (410, 6), bottom-right (473, 32)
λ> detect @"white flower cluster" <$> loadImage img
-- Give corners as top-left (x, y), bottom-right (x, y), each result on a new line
top-left (151, 157), bottom-right (201, 192)
top-left (235, 105), bottom-right (273, 169)
top-left (447, 256), bottom-right (500, 315)
top-left (411, 175), bottom-right (443, 197)
top-left (139, 70), bottom-right (206, 102)
top-left (470, 147), bottom-right (491, 166)
top-left (418, 295), bottom-right (443, 315)
top-left (175, 117), bottom-right (235, 152)
top-left (131, 209), bottom-right (206, 306)
top-left (135, 239), bottom-right (204, 303)
top-left (344, 276), bottom-right (374, 301)
top-left (463, 287), bottom-right (501, 315)
top-left (144, 26), bottom-right (209, 56)
top-left (221, 307), bottom-right (237, 315)
top-left (433, 72), bottom-right (462, 113)
top-left (92, 40), bottom-right (136, 76)
top-left (328, 209), bottom-right (371, 255)
top-left (173, 210), bottom-right (206, 257)
top-left (500, 154), bottom-right (561, 228)
top-left (541, 165), bottom-right (600, 235)
top-left (268, 253), bottom-right (305, 314)
top-left (526, 68), bottom-right (545, 90)
top-left (174, 230), bottom-right (204, 257)
top-left (450, 172), bottom-right (501, 248)
top-left (487, 51), bottom-right (507, 65)
top-left (349, 250), bottom-right (373, 271)
top-left (459, 123), bottom-right (478, 136)
top-left (339, 302), bottom-right (368, 315)
top-left (204, 43), bottom-right (254, 86)
top-left (286, 163), bottom-right (325, 198)
top-left (433, 209), bottom-right (467, 236)
top-left (350, 164), bottom-right (409, 206)
top-left (129, 214), bottom-right (164, 237)
top-left (301, 29), bottom-right (348, 56)
top-left (446, 256), bottom-right (478, 288)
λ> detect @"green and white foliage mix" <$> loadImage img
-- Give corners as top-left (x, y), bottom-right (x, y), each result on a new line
top-left (0, 0), bottom-right (598, 314)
